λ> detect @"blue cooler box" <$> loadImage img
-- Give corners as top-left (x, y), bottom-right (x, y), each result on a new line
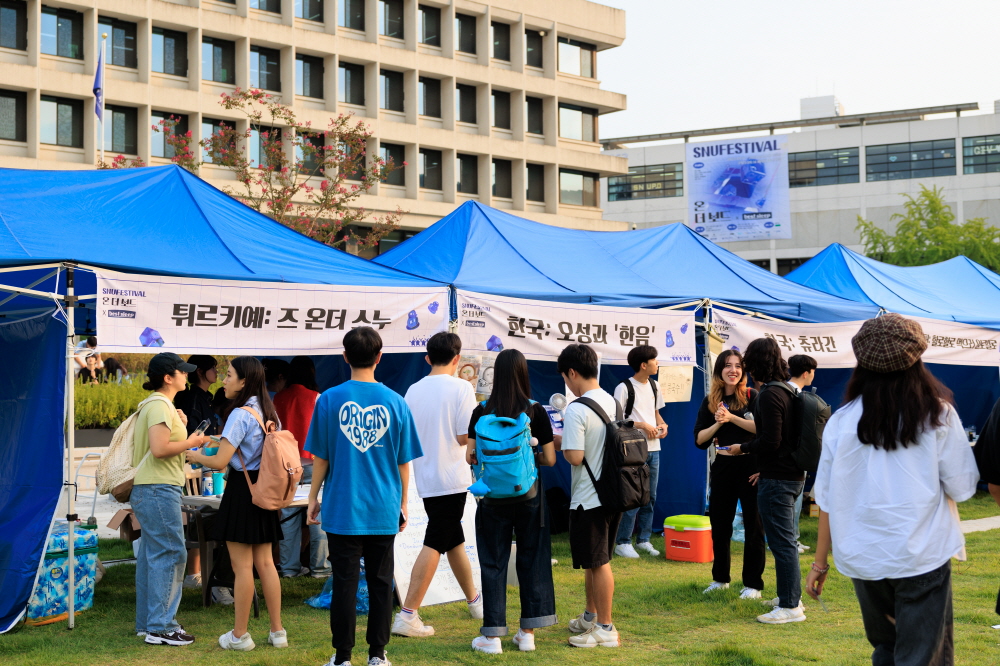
top-left (27, 522), bottom-right (99, 625)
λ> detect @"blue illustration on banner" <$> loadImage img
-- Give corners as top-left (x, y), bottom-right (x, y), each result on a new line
top-left (427, 301), bottom-right (439, 314)
top-left (405, 310), bottom-right (420, 330)
top-left (139, 327), bottom-right (164, 347)
top-left (665, 331), bottom-right (675, 348)
top-left (680, 323), bottom-right (689, 334)
top-left (486, 335), bottom-right (504, 352)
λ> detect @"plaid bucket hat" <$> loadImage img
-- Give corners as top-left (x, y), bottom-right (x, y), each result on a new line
top-left (851, 313), bottom-right (928, 373)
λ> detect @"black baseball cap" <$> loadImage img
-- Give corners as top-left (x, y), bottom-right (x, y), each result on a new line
top-left (148, 352), bottom-right (198, 376)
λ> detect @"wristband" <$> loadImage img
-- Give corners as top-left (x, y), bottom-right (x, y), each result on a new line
top-left (811, 562), bottom-right (830, 574)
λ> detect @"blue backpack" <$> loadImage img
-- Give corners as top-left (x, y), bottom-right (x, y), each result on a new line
top-left (471, 401), bottom-right (538, 500)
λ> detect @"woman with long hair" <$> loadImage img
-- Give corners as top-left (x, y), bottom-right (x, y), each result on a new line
top-left (694, 350), bottom-right (764, 598)
top-left (806, 315), bottom-right (978, 664)
top-left (467, 349), bottom-right (557, 654)
top-left (187, 356), bottom-right (287, 651)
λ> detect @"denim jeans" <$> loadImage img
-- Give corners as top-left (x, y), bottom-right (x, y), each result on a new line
top-left (616, 450), bottom-right (660, 545)
top-left (792, 488), bottom-right (804, 543)
top-left (278, 465), bottom-right (330, 576)
top-left (131, 483), bottom-right (186, 633)
top-left (475, 491), bottom-right (557, 636)
top-left (756, 478), bottom-right (804, 609)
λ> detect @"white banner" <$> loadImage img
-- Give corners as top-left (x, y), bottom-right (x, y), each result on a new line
top-left (95, 270), bottom-right (450, 355)
top-left (456, 290), bottom-right (696, 365)
top-left (686, 135), bottom-right (791, 242)
top-left (714, 310), bottom-right (1000, 368)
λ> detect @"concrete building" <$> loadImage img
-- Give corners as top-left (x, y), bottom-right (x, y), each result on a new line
top-left (601, 98), bottom-right (1000, 273)
top-left (0, 0), bottom-right (629, 253)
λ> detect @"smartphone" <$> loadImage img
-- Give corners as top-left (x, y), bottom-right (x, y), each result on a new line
top-left (716, 446), bottom-right (730, 451)
top-left (399, 512), bottom-right (406, 527)
top-left (193, 419), bottom-right (211, 436)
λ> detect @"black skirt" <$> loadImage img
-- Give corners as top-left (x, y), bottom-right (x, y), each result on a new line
top-left (210, 468), bottom-right (282, 544)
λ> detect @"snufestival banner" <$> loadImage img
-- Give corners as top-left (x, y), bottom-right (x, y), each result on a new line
top-left (713, 310), bottom-right (1000, 368)
top-left (95, 269), bottom-right (449, 355)
top-left (686, 134), bottom-right (791, 242)
top-left (456, 290), bottom-right (696, 365)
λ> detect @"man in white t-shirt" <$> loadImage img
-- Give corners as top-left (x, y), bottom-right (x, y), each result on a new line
top-left (392, 332), bottom-right (482, 638)
top-left (613, 346), bottom-right (667, 558)
top-left (559, 343), bottom-right (621, 649)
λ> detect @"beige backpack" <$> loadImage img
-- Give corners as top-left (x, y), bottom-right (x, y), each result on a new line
top-left (96, 393), bottom-right (176, 503)
top-left (233, 406), bottom-right (304, 510)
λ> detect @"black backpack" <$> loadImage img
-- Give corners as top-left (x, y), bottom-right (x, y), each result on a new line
top-left (764, 382), bottom-right (831, 473)
top-left (572, 397), bottom-right (650, 512)
top-left (619, 378), bottom-right (658, 419)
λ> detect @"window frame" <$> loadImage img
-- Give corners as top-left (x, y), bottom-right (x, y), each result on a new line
top-left (97, 17), bottom-right (138, 69)
top-left (525, 162), bottom-right (545, 202)
top-left (296, 53), bottom-right (324, 98)
top-left (152, 27), bottom-right (188, 77)
top-left (557, 36), bottom-right (595, 78)
top-left (418, 76), bottom-right (441, 118)
top-left (339, 61), bottom-right (366, 106)
top-left (150, 111), bottom-right (189, 159)
top-left (787, 148), bottom-right (860, 188)
top-left (379, 0), bottom-right (404, 39)
top-left (339, 0), bottom-right (365, 31)
top-left (456, 153), bottom-right (478, 194)
top-left (202, 37), bottom-right (236, 84)
top-left (524, 29), bottom-right (543, 68)
top-left (295, 0), bottom-right (324, 22)
top-left (559, 168), bottom-right (598, 207)
top-left (607, 163), bottom-right (684, 202)
top-left (103, 104), bottom-right (138, 155)
top-left (492, 158), bottom-right (512, 198)
top-left (250, 0), bottom-right (281, 13)
top-left (419, 147), bottom-right (442, 190)
top-left (0, 0), bottom-right (28, 51)
top-left (380, 142), bottom-right (406, 186)
top-left (418, 4), bottom-right (440, 46)
top-left (379, 69), bottom-right (405, 112)
top-left (0, 88), bottom-right (27, 142)
top-left (491, 90), bottom-right (511, 130)
top-left (456, 83), bottom-right (477, 124)
top-left (201, 116), bottom-right (232, 164)
top-left (297, 131), bottom-right (325, 174)
top-left (491, 21), bottom-right (510, 61)
top-left (962, 135), bottom-right (1000, 175)
top-left (865, 139), bottom-right (956, 182)
top-left (41, 6), bottom-right (83, 60)
top-left (558, 103), bottom-right (597, 142)
top-left (250, 45), bottom-right (282, 92)
top-left (525, 96), bottom-right (543, 135)
top-left (455, 12), bottom-right (476, 54)
top-left (39, 95), bottom-right (83, 147)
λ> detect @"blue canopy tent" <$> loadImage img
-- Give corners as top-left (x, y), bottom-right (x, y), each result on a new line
top-left (0, 165), bottom-right (441, 632)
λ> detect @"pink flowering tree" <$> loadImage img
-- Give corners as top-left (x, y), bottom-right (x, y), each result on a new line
top-left (151, 116), bottom-right (199, 173)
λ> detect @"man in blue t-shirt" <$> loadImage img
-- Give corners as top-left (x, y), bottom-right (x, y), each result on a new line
top-left (307, 327), bottom-right (423, 666)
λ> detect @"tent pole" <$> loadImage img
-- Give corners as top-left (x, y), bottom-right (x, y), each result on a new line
top-left (703, 299), bottom-right (713, 513)
top-left (65, 266), bottom-right (76, 630)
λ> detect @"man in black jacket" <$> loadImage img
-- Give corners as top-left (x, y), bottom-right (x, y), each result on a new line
top-left (731, 337), bottom-right (805, 625)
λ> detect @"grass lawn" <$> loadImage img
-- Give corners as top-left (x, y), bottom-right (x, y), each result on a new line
top-left (3, 500), bottom-right (1000, 665)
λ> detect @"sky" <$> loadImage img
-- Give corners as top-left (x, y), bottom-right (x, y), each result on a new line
top-left (596, 0), bottom-right (1000, 141)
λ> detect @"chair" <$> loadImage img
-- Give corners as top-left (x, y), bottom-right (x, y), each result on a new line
top-left (184, 468), bottom-right (203, 497)
top-left (73, 452), bottom-right (103, 525)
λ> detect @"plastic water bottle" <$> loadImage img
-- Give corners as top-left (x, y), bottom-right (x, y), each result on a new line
top-left (202, 473), bottom-right (213, 496)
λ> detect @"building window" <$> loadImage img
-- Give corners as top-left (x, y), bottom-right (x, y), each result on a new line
top-left (295, 0), bottom-right (323, 22)
top-left (41, 7), bottom-right (83, 59)
top-left (339, 0), bottom-right (364, 31)
top-left (557, 37), bottom-right (594, 78)
top-left (152, 28), bottom-right (187, 77)
top-left (608, 163), bottom-right (683, 201)
top-left (491, 90), bottom-right (510, 130)
top-left (379, 69), bottom-right (404, 112)
top-left (202, 38), bottom-right (236, 84)
top-left (866, 140), bottom-right (956, 182)
top-left (251, 46), bottom-right (281, 91)
top-left (455, 13), bottom-right (476, 54)
top-left (559, 169), bottom-right (597, 206)
top-left (296, 54), bottom-right (323, 98)
top-left (492, 159), bottom-right (512, 198)
top-left (249, 125), bottom-right (282, 168)
top-left (525, 29), bottom-right (543, 68)
top-left (525, 96), bottom-right (543, 135)
top-left (339, 62), bottom-right (365, 105)
top-left (201, 117), bottom-right (231, 163)
top-left (558, 104), bottom-right (596, 142)
top-left (380, 142), bottom-right (405, 185)
top-left (963, 135), bottom-right (1000, 174)
top-left (526, 162), bottom-right (544, 202)
top-left (491, 21), bottom-right (510, 61)
top-left (788, 148), bottom-right (859, 188)
top-left (379, 0), bottom-right (403, 38)
top-left (250, 0), bottom-right (281, 12)
top-left (418, 76), bottom-right (440, 117)
top-left (419, 5), bottom-right (440, 46)
top-left (97, 17), bottom-right (137, 68)
top-left (151, 111), bottom-right (189, 159)
top-left (456, 83), bottom-right (476, 124)
top-left (419, 148), bottom-right (442, 189)
top-left (0, 1), bottom-right (28, 51)
top-left (40, 95), bottom-right (82, 147)
top-left (456, 153), bottom-right (478, 194)
top-left (297, 132), bottom-right (325, 174)
top-left (0, 88), bottom-right (27, 142)
top-left (103, 104), bottom-right (138, 154)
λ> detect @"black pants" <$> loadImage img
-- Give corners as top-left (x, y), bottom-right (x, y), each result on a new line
top-left (327, 533), bottom-right (396, 659)
top-left (852, 561), bottom-right (954, 666)
top-left (708, 456), bottom-right (766, 590)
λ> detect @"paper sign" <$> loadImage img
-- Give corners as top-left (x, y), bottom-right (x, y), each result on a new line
top-left (658, 365), bottom-right (694, 403)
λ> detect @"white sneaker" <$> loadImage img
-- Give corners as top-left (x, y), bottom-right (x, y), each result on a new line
top-left (136, 631), bottom-right (147, 637)
top-left (762, 597), bottom-right (780, 607)
top-left (391, 611), bottom-right (435, 637)
top-left (703, 581), bottom-right (730, 593)
top-left (797, 541), bottom-right (810, 553)
top-left (635, 541), bottom-right (660, 556)
top-left (182, 573), bottom-right (201, 589)
top-left (614, 543), bottom-right (640, 559)
top-left (568, 624), bottom-right (620, 648)
top-left (512, 629), bottom-right (535, 652)
top-left (211, 587), bottom-right (235, 606)
top-left (568, 612), bottom-right (595, 633)
top-left (551, 558), bottom-right (558, 566)
top-left (218, 630), bottom-right (255, 651)
top-left (739, 587), bottom-right (762, 600)
top-left (367, 655), bottom-right (391, 666)
top-left (757, 605), bottom-right (806, 624)
top-left (322, 657), bottom-right (349, 666)
top-left (472, 636), bottom-right (502, 654)
top-left (468, 596), bottom-right (484, 620)
top-left (268, 629), bottom-right (288, 648)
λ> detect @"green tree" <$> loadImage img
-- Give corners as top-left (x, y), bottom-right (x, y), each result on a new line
top-left (856, 185), bottom-right (1000, 271)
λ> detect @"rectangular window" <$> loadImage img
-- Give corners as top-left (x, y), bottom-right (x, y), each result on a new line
top-left (0, 1), bottom-right (28, 51)
top-left (559, 169), bottom-right (597, 206)
top-left (201, 117), bottom-right (231, 163)
top-left (456, 153), bottom-right (478, 194)
top-left (865, 139), bottom-right (956, 182)
top-left (297, 132), bottom-right (325, 174)
top-left (150, 111), bottom-right (189, 159)
top-left (152, 28), bottom-right (188, 77)
top-left (380, 142), bottom-right (405, 185)
top-left (249, 125), bottom-right (281, 168)
top-left (788, 148), bottom-right (859, 188)
top-left (557, 37), bottom-right (595, 78)
top-left (558, 103), bottom-right (596, 142)
top-left (296, 54), bottom-right (324, 98)
top-left (418, 76), bottom-right (440, 117)
top-left (456, 83), bottom-right (476, 124)
top-left (202, 38), bottom-right (235, 84)
top-left (39, 95), bottom-right (82, 147)
top-left (339, 62), bottom-right (365, 105)
top-left (608, 163), bottom-right (683, 201)
top-left (418, 4), bottom-right (440, 46)
top-left (525, 96), bottom-right (543, 135)
top-left (526, 163), bottom-right (544, 202)
top-left (250, 0), bottom-right (281, 12)
top-left (295, 0), bottom-right (323, 22)
top-left (963, 135), bottom-right (1000, 175)
top-left (491, 21), bottom-right (510, 61)
top-left (492, 158), bottom-right (512, 198)
top-left (380, 69), bottom-right (404, 112)
top-left (250, 46), bottom-right (281, 91)
top-left (455, 13), bottom-right (476, 54)
top-left (97, 17), bottom-right (137, 68)
top-left (41, 7), bottom-right (83, 59)
top-left (379, 0), bottom-right (403, 38)
top-left (103, 104), bottom-right (138, 154)
top-left (0, 88), bottom-right (27, 142)
top-left (419, 148), bottom-right (442, 189)
top-left (491, 90), bottom-right (510, 129)
top-left (525, 29), bottom-right (543, 68)
top-left (339, 0), bottom-right (364, 30)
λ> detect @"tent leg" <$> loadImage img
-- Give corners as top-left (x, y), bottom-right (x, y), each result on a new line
top-left (703, 301), bottom-right (713, 514)
top-left (65, 267), bottom-right (76, 630)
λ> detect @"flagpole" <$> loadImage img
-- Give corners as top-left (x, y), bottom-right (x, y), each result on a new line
top-left (99, 33), bottom-right (107, 165)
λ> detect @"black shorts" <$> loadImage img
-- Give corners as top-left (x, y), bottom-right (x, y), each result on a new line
top-left (569, 505), bottom-right (622, 570)
top-left (422, 493), bottom-right (468, 553)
